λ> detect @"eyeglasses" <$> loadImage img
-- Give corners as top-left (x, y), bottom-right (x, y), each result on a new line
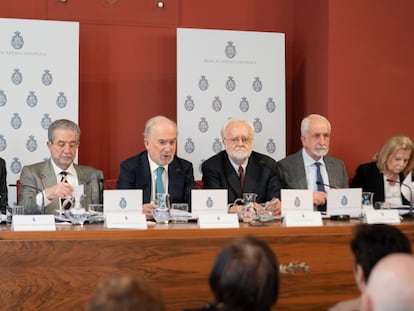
top-left (225, 137), bottom-right (251, 144)
top-left (53, 141), bottom-right (79, 149)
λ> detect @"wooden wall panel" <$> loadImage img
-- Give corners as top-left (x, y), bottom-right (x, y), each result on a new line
top-left (46, 0), bottom-right (179, 26)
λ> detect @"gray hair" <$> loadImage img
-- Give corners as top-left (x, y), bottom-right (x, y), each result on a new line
top-left (221, 118), bottom-right (254, 139)
top-left (48, 119), bottom-right (81, 142)
top-left (300, 114), bottom-right (331, 136)
top-left (143, 116), bottom-right (177, 139)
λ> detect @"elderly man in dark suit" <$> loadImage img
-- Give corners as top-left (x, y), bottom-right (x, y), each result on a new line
top-left (278, 114), bottom-right (348, 211)
top-left (117, 116), bottom-right (195, 220)
top-left (201, 118), bottom-right (282, 214)
top-left (19, 119), bottom-right (104, 214)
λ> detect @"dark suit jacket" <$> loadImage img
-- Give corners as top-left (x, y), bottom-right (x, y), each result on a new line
top-left (350, 161), bottom-right (409, 205)
top-left (117, 151), bottom-right (195, 206)
top-left (278, 150), bottom-right (349, 190)
top-left (0, 157), bottom-right (7, 214)
top-left (201, 151), bottom-right (283, 204)
top-left (19, 159), bottom-right (104, 214)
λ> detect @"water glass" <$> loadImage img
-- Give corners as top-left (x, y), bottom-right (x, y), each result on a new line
top-left (170, 203), bottom-right (190, 223)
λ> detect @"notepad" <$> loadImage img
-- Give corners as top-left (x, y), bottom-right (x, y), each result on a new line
top-left (103, 189), bottom-right (143, 215)
top-left (191, 189), bottom-right (228, 218)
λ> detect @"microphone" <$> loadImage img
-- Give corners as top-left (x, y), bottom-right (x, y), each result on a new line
top-left (9, 183), bottom-right (46, 215)
top-left (316, 181), bottom-right (338, 189)
top-left (386, 179), bottom-right (414, 219)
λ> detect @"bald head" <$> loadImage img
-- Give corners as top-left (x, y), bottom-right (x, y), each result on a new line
top-left (362, 253), bottom-right (414, 311)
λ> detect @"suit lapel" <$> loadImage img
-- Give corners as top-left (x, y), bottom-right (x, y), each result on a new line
top-left (292, 152), bottom-right (308, 188)
top-left (41, 159), bottom-right (58, 189)
top-left (223, 153), bottom-right (242, 198)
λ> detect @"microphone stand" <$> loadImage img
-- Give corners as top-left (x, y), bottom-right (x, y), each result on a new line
top-left (386, 179), bottom-right (414, 220)
top-left (9, 183), bottom-right (46, 215)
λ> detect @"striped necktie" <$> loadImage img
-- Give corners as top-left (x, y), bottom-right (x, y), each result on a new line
top-left (60, 171), bottom-right (72, 210)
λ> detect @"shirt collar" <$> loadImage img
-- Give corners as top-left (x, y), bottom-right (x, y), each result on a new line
top-left (51, 159), bottom-right (76, 177)
top-left (302, 148), bottom-right (325, 167)
top-left (147, 153), bottom-right (169, 173)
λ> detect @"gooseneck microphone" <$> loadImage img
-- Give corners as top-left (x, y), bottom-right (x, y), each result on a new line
top-left (9, 183), bottom-right (46, 215)
top-left (316, 181), bottom-right (338, 189)
top-left (386, 179), bottom-right (414, 219)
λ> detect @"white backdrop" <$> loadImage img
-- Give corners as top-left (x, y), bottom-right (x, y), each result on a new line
top-left (0, 18), bottom-right (79, 206)
top-left (177, 28), bottom-right (286, 180)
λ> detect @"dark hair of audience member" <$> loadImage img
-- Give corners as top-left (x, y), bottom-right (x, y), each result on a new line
top-left (88, 275), bottom-right (164, 311)
top-left (208, 235), bottom-right (279, 311)
top-left (351, 223), bottom-right (412, 281)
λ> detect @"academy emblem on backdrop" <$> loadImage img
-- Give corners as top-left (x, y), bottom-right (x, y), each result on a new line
top-left (0, 135), bottom-right (6, 151)
top-left (10, 113), bottom-right (22, 129)
top-left (10, 158), bottom-right (22, 174)
top-left (41, 113), bottom-right (52, 129)
top-left (198, 117), bottom-right (208, 133)
top-left (11, 31), bottom-right (24, 50)
top-left (212, 138), bottom-right (222, 153)
top-left (26, 91), bottom-right (38, 108)
top-left (56, 92), bottom-right (68, 108)
top-left (198, 75), bottom-right (208, 91)
top-left (184, 138), bottom-right (195, 153)
top-left (184, 96), bottom-right (194, 111)
top-left (42, 69), bottom-right (53, 86)
top-left (212, 96), bottom-right (222, 112)
top-left (11, 68), bottom-right (23, 85)
top-left (226, 76), bottom-right (236, 91)
top-left (0, 90), bottom-right (7, 106)
top-left (26, 135), bottom-right (38, 152)
top-left (225, 41), bottom-right (236, 58)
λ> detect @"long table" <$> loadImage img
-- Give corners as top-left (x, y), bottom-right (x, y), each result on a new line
top-left (1, 220), bottom-right (414, 311)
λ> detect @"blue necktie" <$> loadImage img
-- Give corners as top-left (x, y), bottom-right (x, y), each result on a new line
top-left (315, 162), bottom-right (325, 192)
top-left (315, 162), bottom-right (326, 211)
top-left (155, 167), bottom-right (165, 194)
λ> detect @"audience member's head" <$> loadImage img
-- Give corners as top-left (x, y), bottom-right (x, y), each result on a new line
top-left (88, 275), bottom-right (164, 311)
top-left (361, 253), bottom-right (414, 311)
top-left (221, 118), bottom-right (254, 165)
top-left (374, 134), bottom-right (414, 176)
top-left (300, 113), bottom-right (331, 161)
top-left (208, 235), bottom-right (279, 311)
top-left (351, 223), bottom-right (411, 292)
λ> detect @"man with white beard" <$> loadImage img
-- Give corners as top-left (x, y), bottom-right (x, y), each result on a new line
top-left (278, 114), bottom-right (349, 211)
top-left (202, 118), bottom-right (283, 215)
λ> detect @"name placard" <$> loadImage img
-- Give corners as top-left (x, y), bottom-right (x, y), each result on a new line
top-left (283, 211), bottom-right (323, 227)
top-left (198, 213), bottom-right (239, 228)
top-left (364, 209), bottom-right (401, 224)
top-left (12, 215), bottom-right (56, 231)
top-left (105, 212), bottom-right (147, 229)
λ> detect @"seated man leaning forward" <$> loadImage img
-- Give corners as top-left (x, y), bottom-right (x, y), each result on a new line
top-left (19, 119), bottom-right (104, 214)
top-left (117, 116), bottom-right (195, 220)
top-left (201, 118), bottom-right (282, 215)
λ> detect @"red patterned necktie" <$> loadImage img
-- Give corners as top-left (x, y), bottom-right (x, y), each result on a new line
top-left (238, 166), bottom-right (245, 191)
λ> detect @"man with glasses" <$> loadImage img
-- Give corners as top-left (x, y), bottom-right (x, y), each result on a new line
top-left (19, 119), bottom-right (104, 214)
top-left (202, 118), bottom-right (283, 214)
top-left (117, 115), bottom-right (194, 220)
